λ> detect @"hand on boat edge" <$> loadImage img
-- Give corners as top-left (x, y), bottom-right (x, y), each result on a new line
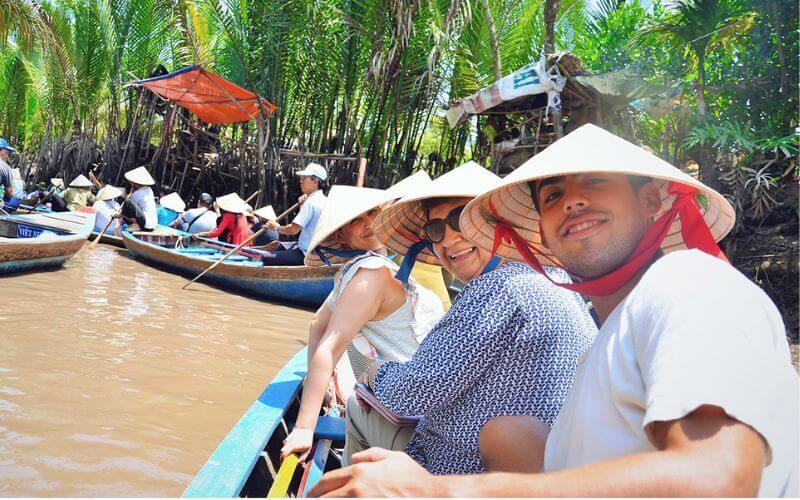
top-left (281, 427), bottom-right (313, 461)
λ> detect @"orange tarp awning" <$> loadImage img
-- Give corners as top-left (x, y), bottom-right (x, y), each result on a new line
top-left (135, 65), bottom-right (276, 124)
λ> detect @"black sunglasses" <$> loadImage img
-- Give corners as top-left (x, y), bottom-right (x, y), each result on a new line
top-left (422, 205), bottom-right (465, 243)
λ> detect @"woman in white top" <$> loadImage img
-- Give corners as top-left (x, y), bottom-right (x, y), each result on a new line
top-left (91, 185), bottom-right (124, 235)
top-left (280, 185), bottom-right (444, 460)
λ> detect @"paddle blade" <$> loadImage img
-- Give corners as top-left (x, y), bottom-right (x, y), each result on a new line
top-left (267, 453), bottom-right (300, 498)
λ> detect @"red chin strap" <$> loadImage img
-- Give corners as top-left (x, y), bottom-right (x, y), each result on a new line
top-left (490, 182), bottom-right (728, 296)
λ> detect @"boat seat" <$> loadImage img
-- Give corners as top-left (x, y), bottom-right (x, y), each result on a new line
top-left (314, 415), bottom-right (346, 444)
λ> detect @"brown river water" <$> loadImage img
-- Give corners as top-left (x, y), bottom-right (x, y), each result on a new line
top-left (0, 244), bottom-right (314, 496)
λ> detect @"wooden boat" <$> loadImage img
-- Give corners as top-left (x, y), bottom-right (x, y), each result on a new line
top-left (183, 347), bottom-right (345, 497)
top-left (121, 229), bottom-right (337, 306)
top-left (0, 211), bottom-right (94, 275)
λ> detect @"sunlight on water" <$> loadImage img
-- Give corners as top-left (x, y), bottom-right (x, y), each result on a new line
top-left (0, 245), bottom-right (313, 496)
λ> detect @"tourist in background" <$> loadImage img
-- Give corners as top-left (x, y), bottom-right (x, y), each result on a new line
top-left (117, 166), bottom-right (158, 231)
top-left (171, 192), bottom-right (217, 234)
top-left (261, 162), bottom-right (327, 266)
top-left (92, 185), bottom-right (124, 235)
top-left (193, 192), bottom-right (252, 245)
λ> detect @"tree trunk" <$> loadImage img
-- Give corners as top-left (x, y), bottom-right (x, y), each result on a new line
top-left (481, 0), bottom-right (502, 80)
top-left (693, 53), bottom-right (708, 116)
top-left (544, 0), bottom-right (559, 54)
top-left (770, 1), bottom-right (787, 97)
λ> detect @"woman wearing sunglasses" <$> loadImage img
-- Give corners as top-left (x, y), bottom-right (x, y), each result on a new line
top-left (342, 161), bottom-right (598, 475)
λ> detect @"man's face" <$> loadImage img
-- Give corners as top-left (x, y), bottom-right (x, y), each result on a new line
top-left (536, 173), bottom-right (662, 279)
top-left (299, 176), bottom-right (318, 195)
top-left (0, 149), bottom-right (9, 162)
top-left (427, 199), bottom-right (492, 283)
top-left (336, 207), bottom-right (383, 252)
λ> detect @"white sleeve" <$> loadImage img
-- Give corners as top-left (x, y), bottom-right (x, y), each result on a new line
top-left (292, 203), bottom-right (312, 228)
top-left (629, 251), bottom-right (796, 465)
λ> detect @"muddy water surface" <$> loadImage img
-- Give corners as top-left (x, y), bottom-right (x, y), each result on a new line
top-left (0, 245), bottom-right (314, 496)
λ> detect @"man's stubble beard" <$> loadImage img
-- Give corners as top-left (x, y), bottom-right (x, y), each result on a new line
top-left (558, 216), bottom-right (651, 280)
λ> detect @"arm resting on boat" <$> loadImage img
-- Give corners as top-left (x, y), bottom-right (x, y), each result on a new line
top-left (309, 406), bottom-right (766, 497)
top-left (283, 268), bottom-right (387, 458)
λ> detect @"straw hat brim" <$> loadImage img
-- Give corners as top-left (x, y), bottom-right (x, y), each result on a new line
top-left (373, 161), bottom-right (502, 265)
top-left (304, 186), bottom-right (395, 267)
top-left (216, 193), bottom-right (248, 214)
top-left (69, 175), bottom-right (92, 188)
top-left (160, 192), bottom-right (186, 213)
top-left (97, 185), bottom-right (124, 201)
top-left (254, 205), bottom-right (277, 220)
top-left (124, 167), bottom-right (156, 186)
top-left (460, 124), bottom-right (736, 266)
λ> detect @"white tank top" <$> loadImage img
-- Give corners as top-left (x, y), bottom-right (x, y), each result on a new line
top-left (327, 252), bottom-right (444, 377)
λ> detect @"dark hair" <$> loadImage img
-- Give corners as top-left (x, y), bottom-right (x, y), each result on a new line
top-left (528, 175), bottom-right (654, 212)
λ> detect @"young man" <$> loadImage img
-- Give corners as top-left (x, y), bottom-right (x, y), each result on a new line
top-left (309, 124), bottom-right (798, 497)
top-left (339, 162), bottom-right (596, 475)
top-left (261, 162), bottom-right (327, 266)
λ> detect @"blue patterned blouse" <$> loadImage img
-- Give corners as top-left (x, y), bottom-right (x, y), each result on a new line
top-left (372, 262), bottom-right (598, 475)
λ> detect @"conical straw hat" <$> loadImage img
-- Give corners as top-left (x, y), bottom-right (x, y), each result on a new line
top-left (11, 168), bottom-right (21, 180)
top-left (215, 192), bottom-right (248, 214)
top-left (386, 170), bottom-right (431, 199)
top-left (124, 166), bottom-right (156, 186)
top-left (69, 174), bottom-right (92, 188)
top-left (373, 161), bottom-right (501, 265)
top-left (97, 185), bottom-right (124, 201)
top-left (159, 192), bottom-right (186, 213)
top-left (460, 124), bottom-right (736, 266)
top-left (304, 185), bottom-right (396, 267)
top-left (51, 178), bottom-right (64, 188)
top-left (253, 205), bottom-right (277, 220)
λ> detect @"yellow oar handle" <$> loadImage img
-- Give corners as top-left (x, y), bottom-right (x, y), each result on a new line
top-left (267, 453), bottom-right (300, 498)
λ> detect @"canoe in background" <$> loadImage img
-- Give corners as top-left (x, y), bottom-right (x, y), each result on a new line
top-left (183, 348), bottom-right (345, 498)
top-left (122, 229), bottom-right (337, 306)
top-left (0, 211), bottom-right (95, 275)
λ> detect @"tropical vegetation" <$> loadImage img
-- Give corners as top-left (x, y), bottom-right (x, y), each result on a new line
top-left (0, 0), bottom-right (797, 332)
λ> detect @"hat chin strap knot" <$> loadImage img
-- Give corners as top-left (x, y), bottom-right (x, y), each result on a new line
top-left (488, 182), bottom-right (727, 297)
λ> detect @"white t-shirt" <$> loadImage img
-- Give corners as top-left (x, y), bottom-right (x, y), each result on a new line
top-left (178, 207), bottom-right (217, 234)
top-left (544, 250), bottom-right (799, 497)
top-left (92, 199), bottom-right (121, 235)
top-left (292, 189), bottom-right (326, 253)
top-left (130, 186), bottom-right (158, 230)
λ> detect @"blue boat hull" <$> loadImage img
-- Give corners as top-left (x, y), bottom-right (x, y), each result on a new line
top-left (122, 230), bottom-right (337, 306)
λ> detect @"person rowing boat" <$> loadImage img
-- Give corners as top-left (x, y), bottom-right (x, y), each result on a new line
top-left (116, 166), bottom-right (158, 232)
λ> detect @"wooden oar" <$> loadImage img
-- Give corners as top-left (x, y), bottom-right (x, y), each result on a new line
top-left (244, 190), bottom-right (260, 204)
top-left (182, 202), bottom-right (299, 290)
top-left (266, 453), bottom-right (299, 498)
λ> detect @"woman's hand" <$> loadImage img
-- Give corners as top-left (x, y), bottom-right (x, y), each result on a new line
top-left (281, 426), bottom-right (314, 461)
